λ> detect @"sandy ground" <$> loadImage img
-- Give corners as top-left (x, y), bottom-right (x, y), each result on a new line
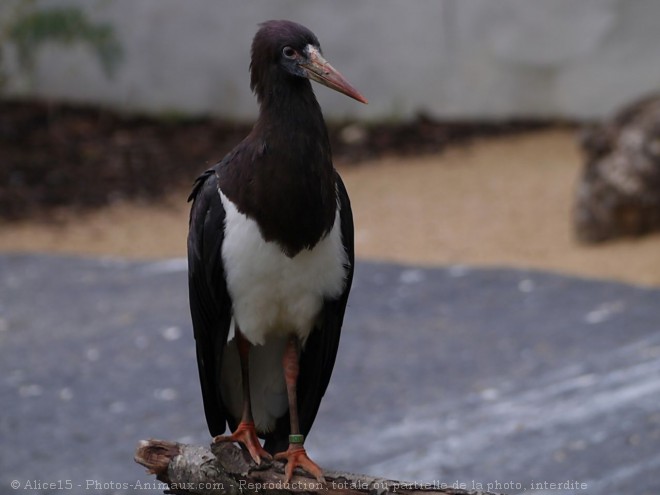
top-left (2, 129), bottom-right (660, 286)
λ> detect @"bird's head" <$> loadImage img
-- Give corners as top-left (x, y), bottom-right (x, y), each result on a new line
top-left (250, 20), bottom-right (367, 104)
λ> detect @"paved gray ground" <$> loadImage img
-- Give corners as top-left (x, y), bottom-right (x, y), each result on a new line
top-left (1, 254), bottom-right (659, 494)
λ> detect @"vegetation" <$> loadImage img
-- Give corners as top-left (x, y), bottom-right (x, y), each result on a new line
top-left (0, 0), bottom-right (122, 89)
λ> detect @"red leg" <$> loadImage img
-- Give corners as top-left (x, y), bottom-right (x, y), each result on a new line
top-left (213, 329), bottom-right (271, 464)
top-left (274, 336), bottom-right (325, 482)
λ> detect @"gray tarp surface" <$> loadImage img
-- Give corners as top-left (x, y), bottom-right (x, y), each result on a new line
top-left (1, 255), bottom-right (658, 494)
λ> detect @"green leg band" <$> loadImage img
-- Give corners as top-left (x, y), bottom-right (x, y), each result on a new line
top-left (289, 434), bottom-right (305, 444)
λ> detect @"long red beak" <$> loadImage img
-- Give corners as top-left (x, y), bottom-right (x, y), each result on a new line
top-left (300, 46), bottom-right (368, 104)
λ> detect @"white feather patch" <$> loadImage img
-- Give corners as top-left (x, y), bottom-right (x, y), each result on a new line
top-left (218, 189), bottom-right (349, 431)
top-left (219, 189), bottom-right (348, 345)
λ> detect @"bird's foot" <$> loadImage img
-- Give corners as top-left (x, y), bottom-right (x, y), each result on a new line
top-left (213, 421), bottom-right (272, 465)
top-left (274, 443), bottom-right (325, 483)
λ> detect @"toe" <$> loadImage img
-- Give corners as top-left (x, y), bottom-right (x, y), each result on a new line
top-left (212, 422), bottom-right (271, 465)
top-left (275, 445), bottom-right (325, 483)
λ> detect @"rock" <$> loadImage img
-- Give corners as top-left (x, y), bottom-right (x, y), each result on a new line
top-left (574, 94), bottom-right (660, 243)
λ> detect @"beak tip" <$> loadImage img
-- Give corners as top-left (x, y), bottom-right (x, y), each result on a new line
top-left (349, 91), bottom-right (368, 105)
top-left (351, 91), bottom-right (368, 105)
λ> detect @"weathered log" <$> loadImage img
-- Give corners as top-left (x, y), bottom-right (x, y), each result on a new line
top-left (135, 439), bottom-right (499, 495)
top-left (574, 94), bottom-right (660, 243)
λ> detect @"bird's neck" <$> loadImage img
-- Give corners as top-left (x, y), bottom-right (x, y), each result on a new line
top-left (256, 77), bottom-right (330, 161)
top-left (228, 77), bottom-right (337, 256)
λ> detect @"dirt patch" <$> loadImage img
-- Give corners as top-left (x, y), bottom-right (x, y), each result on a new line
top-left (0, 99), bottom-right (559, 220)
top-left (2, 118), bottom-right (660, 286)
top-left (344, 130), bottom-right (660, 286)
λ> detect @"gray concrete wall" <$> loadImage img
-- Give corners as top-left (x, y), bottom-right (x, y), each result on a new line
top-left (3, 0), bottom-right (660, 120)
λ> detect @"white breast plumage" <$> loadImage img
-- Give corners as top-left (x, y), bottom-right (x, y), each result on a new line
top-left (219, 189), bottom-right (348, 346)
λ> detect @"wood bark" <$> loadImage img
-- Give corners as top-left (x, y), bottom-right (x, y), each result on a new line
top-left (135, 439), bottom-right (499, 495)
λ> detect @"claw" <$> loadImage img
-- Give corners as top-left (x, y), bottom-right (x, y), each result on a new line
top-left (275, 444), bottom-right (325, 483)
top-left (213, 421), bottom-right (272, 465)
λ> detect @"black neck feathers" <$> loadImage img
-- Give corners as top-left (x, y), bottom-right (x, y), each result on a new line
top-left (218, 67), bottom-right (336, 257)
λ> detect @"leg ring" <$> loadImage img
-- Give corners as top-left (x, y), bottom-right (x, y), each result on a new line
top-left (289, 434), bottom-right (305, 444)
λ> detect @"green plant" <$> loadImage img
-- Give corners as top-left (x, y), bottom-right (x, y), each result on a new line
top-left (0, 0), bottom-right (123, 89)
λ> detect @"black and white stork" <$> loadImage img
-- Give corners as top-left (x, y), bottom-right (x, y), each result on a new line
top-left (187, 20), bottom-right (367, 482)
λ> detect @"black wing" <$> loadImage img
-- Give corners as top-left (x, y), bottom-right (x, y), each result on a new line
top-left (264, 171), bottom-right (355, 453)
top-left (187, 167), bottom-right (232, 437)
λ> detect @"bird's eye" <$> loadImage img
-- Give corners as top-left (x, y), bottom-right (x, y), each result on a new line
top-left (282, 46), bottom-right (297, 59)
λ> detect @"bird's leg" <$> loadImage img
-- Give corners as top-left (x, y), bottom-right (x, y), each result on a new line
top-left (274, 335), bottom-right (325, 483)
top-left (213, 328), bottom-right (271, 464)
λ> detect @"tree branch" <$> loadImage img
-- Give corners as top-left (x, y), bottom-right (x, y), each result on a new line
top-left (135, 439), bottom-right (500, 495)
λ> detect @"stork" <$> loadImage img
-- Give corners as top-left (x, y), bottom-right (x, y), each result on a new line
top-left (187, 19), bottom-right (366, 482)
